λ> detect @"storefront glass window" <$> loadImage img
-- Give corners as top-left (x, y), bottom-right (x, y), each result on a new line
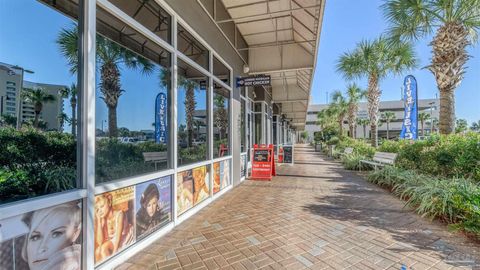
top-left (95, 7), bottom-right (172, 184)
top-left (213, 82), bottom-right (230, 158)
top-left (213, 56), bottom-right (230, 86)
top-left (0, 0), bottom-right (79, 204)
top-left (177, 24), bottom-right (209, 71)
top-left (254, 113), bottom-right (262, 145)
top-left (177, 59), bottom-right (209, 166)
top-left (240, 99), bottom-right (246, 152)
top-left (108, 0), bottom-right (172, 44)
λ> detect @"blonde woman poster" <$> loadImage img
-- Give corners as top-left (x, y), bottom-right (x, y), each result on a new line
top-left (213, 162), bottom-right (221, 194)
top-left (192, 166), bottom-right (209, 205)
top-left (0, 201), bottom-right (82, 270)
top-left (176, 170), bottom-right (194, 215)
top-left (94, 187), bottom-right (135, 264)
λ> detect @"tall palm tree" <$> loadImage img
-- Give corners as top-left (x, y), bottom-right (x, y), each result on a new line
top-left (418, 112), bottom-right (431, 136)
top-left (213, 94), bottom-right (228, 140)
top-left (178, 76), bottom-right (198, 146)
top-left (381, 111), bottom-right (396, 139)
top-left (382, 0), bottom-right (480, 134)
top-left (57, 25), bottom-right (154, 137)
top-left (330, 91), bottom-right (349, 136)
top-left (60, 83), bottom-right (77, 136)
top-left (337, 37), bottom-right (416, 146)
top-left (22, 88), bottom-right (56, 128)
top-left (431, 117), bottom-right (439, 133)
top-left (346, 83), bottom-right (366, 138)
top-left (357, 118), bottom-right (370, 139)
top-left (58, 112), bottom-right (70, 131)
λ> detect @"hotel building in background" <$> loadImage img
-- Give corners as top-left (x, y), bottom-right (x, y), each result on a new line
top-left (305, 98), bottom-right (440, 140)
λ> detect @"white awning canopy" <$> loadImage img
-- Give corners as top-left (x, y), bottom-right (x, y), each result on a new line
top-left (199, 0), bottom-right (325, 130)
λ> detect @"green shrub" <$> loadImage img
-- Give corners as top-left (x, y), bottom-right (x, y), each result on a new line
top-left (367, 167), bottom-right (480, 236)
top-left (336, 137), bottom-right (375, 158)
top-left (326, 136), bottom-right (339, 145)
top-left (0, 169), bottom-right (31, 203)
top-left (341, 154), bottom-right (370, 171)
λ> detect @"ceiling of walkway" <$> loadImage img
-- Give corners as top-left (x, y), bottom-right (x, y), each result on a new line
top-left (198, 0), bottom-right (325, 130)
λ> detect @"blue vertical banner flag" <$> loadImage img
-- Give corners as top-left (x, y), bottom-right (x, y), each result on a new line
top-left (155, 92), bottom-right (168, 143)
top-left (400, 75), bottom-right (418, 140)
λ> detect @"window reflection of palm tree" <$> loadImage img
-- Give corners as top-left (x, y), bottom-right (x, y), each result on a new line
top-left (21, 88), bottom-right (56, 129)
top-left (178, 76), bottom-right (198, 146)
top-left (57, 25), bottom-right (154, 138)
top-left (213, 94), bottom-right (228, 140)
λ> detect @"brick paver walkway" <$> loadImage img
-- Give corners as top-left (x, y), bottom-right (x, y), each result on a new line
top-left (118, 144), bottom-right (480, 270)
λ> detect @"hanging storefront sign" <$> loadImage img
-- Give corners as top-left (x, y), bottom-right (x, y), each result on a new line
top-left (400, 75), bottom-right (418, 140)
top-left (236, 75), bottom-right (271, 87)
top-left (155, 92), bottom-right (168, 143)
top-left (0, 200), bottom-right (83, 270)
top-left (250, 144), bottom-right (276, 181)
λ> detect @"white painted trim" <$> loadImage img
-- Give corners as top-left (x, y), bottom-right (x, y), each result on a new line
top-left (95, 222), bottom-right (175, 270)
top-left (212, 155), bottom-right (232, 163)
top-left (177, 160), bottom-right (212, 172)
top-left (94, 169), bottom-right (175, 194)
top-left (0, 189), bottom-right (87, 220)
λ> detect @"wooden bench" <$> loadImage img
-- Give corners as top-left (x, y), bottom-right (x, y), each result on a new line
top-left (143, 152), bottom-right (167, 170)
top-left (359, 152), bottom-right (397, 170)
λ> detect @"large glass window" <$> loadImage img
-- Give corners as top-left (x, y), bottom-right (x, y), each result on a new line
top-left (177, 59), bottom-right (209, 166)
top-left (241, 99), bottom-right (246, 152)
top-left (213, 56), bottom-right (230, 86)
top-left (95, 7), bottom-right (172, 184)
top-left (108, 0), bottom-right (172, 44)
top-left (213, 82), bottom-right (230, 158)
top-left (177, 24), bottom-right (209, 71)
top-left (0, 0), bottom-right (79, 204)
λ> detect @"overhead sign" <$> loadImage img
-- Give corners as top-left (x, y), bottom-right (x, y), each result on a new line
top-left (250, 144), bottom-right (276, 181)
top-left (236, 75), bottom-right (271, 87)
top-left (155, 92), bottom-right (168, 143)
top-left (400, 75), bottom-right (418, 140)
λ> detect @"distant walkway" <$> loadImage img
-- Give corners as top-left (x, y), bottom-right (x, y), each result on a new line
top-left (118, 144), bottom-right (480, 270)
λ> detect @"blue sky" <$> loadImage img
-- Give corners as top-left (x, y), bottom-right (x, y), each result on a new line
top-left (311, 0), bottom-right (480, 124)
top-left (1, 0), bottom-right (479, 129)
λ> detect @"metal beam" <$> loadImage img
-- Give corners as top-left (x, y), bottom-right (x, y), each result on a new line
top-left (216, 4), bottom-right (322, 23)
top-left (242, 27), bottom-right (293, 37)
top-left (237, 39), bottom-right (316, 51)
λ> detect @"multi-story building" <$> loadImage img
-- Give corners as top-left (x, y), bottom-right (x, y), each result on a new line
top-left (305, 98), bottom-right (440, 140)
top-left (0, 62), bottom-right (64, 131)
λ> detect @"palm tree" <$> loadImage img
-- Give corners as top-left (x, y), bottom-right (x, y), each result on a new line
top-left (471, 120), bottom-right (480, 132)
top-left (57, 112), bottom-right (71, 131)
top-left (381, 111), bottom-right (396, 139)
top-left (178, 76), bottom-right (198, 146)
top-left (431, 117), bottom-right (439, 133)
top-left (455, 118), bottom-right (468, 133)
top-left (357, 118), bottom-right (370, 139)
top-left (346, 83), bottom-right (366, 138)
top-left (382, 0), bottom-right (480, 134)
top-left (57, 25), bottom-right (154, 137)
top-left (337, 37), bottom-right (416, 146)
top-left (213, 94), bottom-right (228, 140)
top-left (22, 88), bottom-right (56, 128)
top-left (60, 83), bottom-right (77, 136)
top-left (330, 91), bottom-right (349, 136)
top-left (418, 112), bottom-right (431, 137)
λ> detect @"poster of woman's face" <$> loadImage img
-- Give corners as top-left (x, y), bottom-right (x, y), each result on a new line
top-left (94, 187), bottom-right (135, 264)
top-left (0, 201), bottom-right (82, 270)
top-left (213, 160), bottom-right (230, 193)
top-left (177, 165), bottom-right (210, 216)
top-left (135, 176), bottom-right (172, 240)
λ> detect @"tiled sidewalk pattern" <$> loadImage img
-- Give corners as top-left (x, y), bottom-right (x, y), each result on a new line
top-left (117, 145), bottom-right (480, 270)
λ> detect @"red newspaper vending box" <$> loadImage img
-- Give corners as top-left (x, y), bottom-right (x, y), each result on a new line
top-left (250, 144), bottom-right (276, 181)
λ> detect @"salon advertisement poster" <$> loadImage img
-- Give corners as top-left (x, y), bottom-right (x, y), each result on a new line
top-left (177, 165), bottom-right (210, 215)
top-left (135, 175), bottom-right (172, 240)
top-left (0, 200), bottom-right (83, 270)
top-left (214, 160), bottom-right (230, 194)
top-left (94, 186), bottom-right (135, 264)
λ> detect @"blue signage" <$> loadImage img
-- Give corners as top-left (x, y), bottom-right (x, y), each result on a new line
top-left (400, 75), bottom-right (418, 140)
top-left (155, 92), bottom-right (168, 143)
